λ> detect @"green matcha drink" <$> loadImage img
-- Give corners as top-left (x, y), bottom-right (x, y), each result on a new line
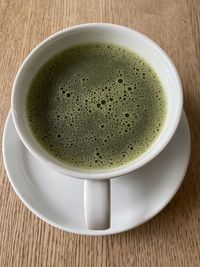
top-left (26, 43), bottom-right (166, 169)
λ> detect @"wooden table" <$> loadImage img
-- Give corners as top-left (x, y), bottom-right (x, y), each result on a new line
top-left (0, 0), bottom-right (199, 266)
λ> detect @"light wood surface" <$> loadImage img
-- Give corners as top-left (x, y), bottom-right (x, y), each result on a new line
top-left (0, 0), bottom-right (200, 266)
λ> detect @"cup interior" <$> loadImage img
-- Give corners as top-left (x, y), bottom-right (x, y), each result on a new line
top-left (12, 23), bottom-right (183, 179)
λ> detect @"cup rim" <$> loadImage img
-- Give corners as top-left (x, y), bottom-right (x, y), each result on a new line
top-left (11, 23), bottom-right (183, 179)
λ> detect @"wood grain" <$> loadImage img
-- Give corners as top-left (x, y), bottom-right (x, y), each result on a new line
top-left (0, 0), bottom-right (200, 266)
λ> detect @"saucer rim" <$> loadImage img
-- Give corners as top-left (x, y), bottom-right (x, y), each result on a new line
top-left (2, 111), bottom-right (191, 236)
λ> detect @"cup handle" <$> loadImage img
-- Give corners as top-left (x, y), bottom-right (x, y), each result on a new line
top-left (84, 179), bottom-right (110, 230)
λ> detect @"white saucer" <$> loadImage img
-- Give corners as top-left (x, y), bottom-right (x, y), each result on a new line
top-left (3, 111), bottom-right (191, 236)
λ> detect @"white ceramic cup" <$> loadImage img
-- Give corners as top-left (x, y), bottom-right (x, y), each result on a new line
top-left (11, 23), bottom-right (183, 230)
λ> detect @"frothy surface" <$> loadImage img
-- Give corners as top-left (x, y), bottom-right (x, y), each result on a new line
top-left (27, 43), bottom-right (167, 169)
